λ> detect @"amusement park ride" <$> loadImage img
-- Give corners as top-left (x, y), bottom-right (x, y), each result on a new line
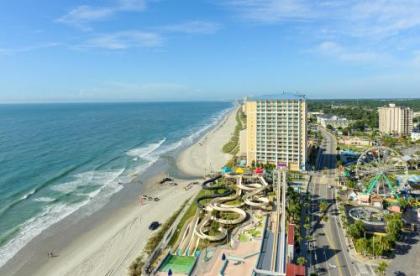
top-left (355, 146), bottom-right (408, 200)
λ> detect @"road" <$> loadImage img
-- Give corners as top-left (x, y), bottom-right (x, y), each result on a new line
top-left (307, 127), bottom-right (354, 276)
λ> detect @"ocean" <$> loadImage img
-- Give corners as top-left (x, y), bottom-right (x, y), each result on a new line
top-left (0, 101), bottom-right (232, 267)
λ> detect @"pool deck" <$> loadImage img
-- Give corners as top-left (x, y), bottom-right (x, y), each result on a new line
top-left (195, 240), bottom-right (261, 276)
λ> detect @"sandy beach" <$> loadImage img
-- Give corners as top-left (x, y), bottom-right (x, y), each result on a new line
top-left (32, 179), bottom-right (201, 276)
top-left (177, 107), bottom-right (237, 177)
top-left (1, 106), bottom-right (237, 276)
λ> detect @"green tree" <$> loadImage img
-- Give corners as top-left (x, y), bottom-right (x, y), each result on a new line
top-left (371, 234), bottom-right (391, 257)
top-left (355, 238), bottom-right (371, 256)
top-left (296, 256), bottom-right (306, 266)
top-left (385, 213), bottom-right (403, 242)
top-left (398, 198), bottom-right (409, 210)
top-left (375, 261), bottom-right (388, 276)
top-left (348, 220), bottom-right (365, 239)
top-left (319, 200), bottom-right (328, 213)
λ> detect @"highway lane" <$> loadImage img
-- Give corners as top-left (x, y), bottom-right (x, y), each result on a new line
top-left (308, 127), bottom-right (353, 276)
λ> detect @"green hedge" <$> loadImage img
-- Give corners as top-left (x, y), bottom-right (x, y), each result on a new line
top-left (222, 108), bottom-right (245, 155)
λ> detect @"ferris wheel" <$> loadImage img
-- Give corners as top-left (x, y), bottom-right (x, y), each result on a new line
top-left (355, 146), bottom-right (407, 197)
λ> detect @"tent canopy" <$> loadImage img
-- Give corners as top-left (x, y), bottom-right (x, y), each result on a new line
top-left (221, 166), bottom-right (232, 173)
top-left (255, 167), bottom-right (264, 174)
top-left (235, 167), bottom-right (244, 174)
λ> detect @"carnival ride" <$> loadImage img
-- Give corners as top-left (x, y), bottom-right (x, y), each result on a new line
top-left (355, 146), bottom-right (407, 199)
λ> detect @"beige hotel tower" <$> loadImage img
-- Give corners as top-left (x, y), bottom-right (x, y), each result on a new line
top-left (378, 103), bottom-right (413, 136)
top-left (244, 95), bottom-right (307, 171)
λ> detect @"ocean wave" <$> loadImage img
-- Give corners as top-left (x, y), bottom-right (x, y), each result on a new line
top-left (0, 203), bottom-right (83, 267)
top-left (0, 161), bottom-right (95, 218)
top-left (33, 197), bottom-right (55, 203)
top-left (0, 170), bottom-right (124, 268)
top-left (155, 106), bottom-right (232, 155)
top-left (50, 169), bottom-right (124, 194)
top-left (20, 189), bottom-right (36, 200)
top-left (0, 105), bottom-right (233, 268)
top-left (126, 138), bottom-right (166, 160)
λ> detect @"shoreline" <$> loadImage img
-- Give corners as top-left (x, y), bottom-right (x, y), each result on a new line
top-left (0, 106), bottom-right (238, 276)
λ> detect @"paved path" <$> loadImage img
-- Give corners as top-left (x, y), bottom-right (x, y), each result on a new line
top-left (387, 210), bottom-right (420, 276)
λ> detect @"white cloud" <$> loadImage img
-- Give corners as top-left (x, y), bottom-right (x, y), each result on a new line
top-left (225, 0), bottom-right (313, 23)
top-left (0, 42), bottom-right (60, 56)
top-left (224, 0), bottom-right (420, 38)
top-left (84, 31), bottom-right (162, 49)
top-left (57, 0), bottom-right (146, 29)
top-left (349, 1), bottom-right (420, 37)
top-left (317, 41), bottom-right (381, 63)
top-left (159, 21), bottom-right (221, 34)
top-left (224, 0), bottom-right (420, 65)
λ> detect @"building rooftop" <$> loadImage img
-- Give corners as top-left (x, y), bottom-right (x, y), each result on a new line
top-left (287, 224), bottom-right (295, 245)
top-left (286, 263), bottom-right (305, 276)
top-left (248, 93), bottom-right (305, 101)
top-left (318, 114), bottom-right (348, 121)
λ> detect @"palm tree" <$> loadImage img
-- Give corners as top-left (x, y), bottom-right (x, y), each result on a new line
top-left (372, 234), bottom-right (391, 256)
top-left (319, 200), bottom-right (328, 213)
top-left (375, 261), bottom-right (388, 276)
top-left (296, 256), bottom-right (306, 266)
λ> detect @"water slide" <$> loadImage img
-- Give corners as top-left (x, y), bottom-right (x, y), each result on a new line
top-left (239, 176), bottom-right (270, 209)
top-left (178, 174), bottom-right (270, 243)
top-left (176, 215), bottom-right (199, 255)
top-left (194, 175), bottom-right (247, 242)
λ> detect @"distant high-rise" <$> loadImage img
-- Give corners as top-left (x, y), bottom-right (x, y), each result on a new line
top-left (378, 103), bottom-right (413, 136)
top-left (245, 94), bottom-right (307, 171)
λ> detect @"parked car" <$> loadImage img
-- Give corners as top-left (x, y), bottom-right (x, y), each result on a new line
top-left (149, 221), bottom-right (160, 230)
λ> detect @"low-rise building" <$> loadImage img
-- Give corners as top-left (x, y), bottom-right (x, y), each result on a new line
top-left (286, 263), bottom-right (305, 276)
top-left (411, 132), bottom-right (420, 142)
top-left (308, 111), bottom-right (323, 118)
top-left (287, 224), bottom-right (295, 262)
top-left (317, 115), bottom-right (349, 129)
top-left (339, 136), bottom-right (372, 147)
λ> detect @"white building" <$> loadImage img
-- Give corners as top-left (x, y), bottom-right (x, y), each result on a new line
top-left (378, 103), bottom-right (413, 136)
top-left (317, 115), bottom-right (349, 129)
top-left (411, 132), bottom-right (420, 142)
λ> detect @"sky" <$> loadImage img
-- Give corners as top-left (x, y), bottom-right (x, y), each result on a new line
top-left (1, 0), bottom-right (420, 102)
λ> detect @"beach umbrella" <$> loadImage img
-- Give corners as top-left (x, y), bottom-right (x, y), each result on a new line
top-left (221, 166), bottom-right (232, 174)
top-left (255, 167), bottom-right (263, 174)
top-left (235, 167), bottom-right (244, 174)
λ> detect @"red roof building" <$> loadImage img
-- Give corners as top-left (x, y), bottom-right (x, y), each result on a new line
top-left (287, 224), bottom-right (296, 262)
top-left (286, 263), bottom-right (305, 276)
top-left (288, 224), bottom-right (295, 245)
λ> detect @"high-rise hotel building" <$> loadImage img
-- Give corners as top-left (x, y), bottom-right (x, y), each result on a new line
top-left (378, 103), bottom-right (413, 136)
top-left (245, 95), bottom-right (307, 171)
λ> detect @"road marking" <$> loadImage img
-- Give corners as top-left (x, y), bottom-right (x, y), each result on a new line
top-left (323, 248), bottom-right (332, 276)
top-left (323, 183), bottom-right (345, 276)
